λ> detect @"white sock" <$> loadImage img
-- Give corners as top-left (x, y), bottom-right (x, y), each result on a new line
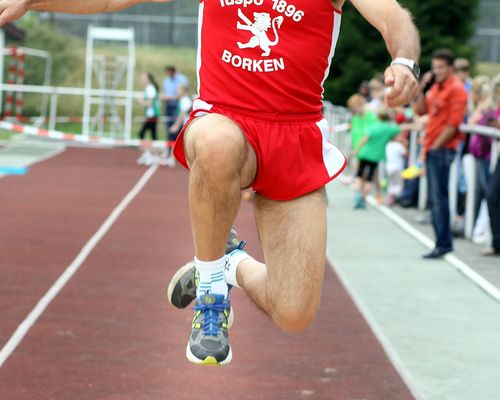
top-left (225, 249), bottom-right (253, 289)
top-left (195, 256), bottom-right (228, 298)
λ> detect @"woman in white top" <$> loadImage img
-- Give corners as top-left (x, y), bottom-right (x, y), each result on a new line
top-left (136, 72), bottom-right (160, 166)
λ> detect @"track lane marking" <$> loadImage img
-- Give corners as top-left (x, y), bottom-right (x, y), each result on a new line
top-left (365, 195), bottom-right (500, 303)
top-left (0, 164), bottom-right (158, 368)
top-left (326, 253), bottom-right (426, 400)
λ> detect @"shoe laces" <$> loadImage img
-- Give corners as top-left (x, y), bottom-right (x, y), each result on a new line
top-left (194, 301), bottom-right (228, 336)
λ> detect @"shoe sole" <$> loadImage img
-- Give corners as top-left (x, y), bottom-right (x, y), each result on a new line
top-left (185, 343), bottom-right (233, 366)
top-left (167, 261), bottom-right (195, 309)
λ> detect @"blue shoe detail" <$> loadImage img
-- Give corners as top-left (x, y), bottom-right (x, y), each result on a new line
top-left (194, 294), bottom-right (230, 336)
top-left (187, 293), bottom-right (232, 365)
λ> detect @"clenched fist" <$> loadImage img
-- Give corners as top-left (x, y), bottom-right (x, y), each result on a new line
top-left (384, 64), bottom-right (419, 108)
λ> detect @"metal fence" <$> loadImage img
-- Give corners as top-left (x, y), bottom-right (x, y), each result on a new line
top-left (37, 1), bottom-right (199, 48)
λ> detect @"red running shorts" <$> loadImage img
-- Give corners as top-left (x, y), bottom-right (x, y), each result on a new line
top-left (173, 99), bottom-right (346, 201)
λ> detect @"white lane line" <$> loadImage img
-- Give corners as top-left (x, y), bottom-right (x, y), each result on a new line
top-left (365, 195), bottom-right (500, 303)
top-left (326, 253), bottom-right (426, 400)
top-left (0, 164), bottom-right (158, 368)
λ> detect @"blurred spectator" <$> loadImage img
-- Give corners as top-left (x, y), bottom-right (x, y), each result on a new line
top-left (358, 81), bottom-right (372, 102)
top-left (344, 94), bottom-right (378, 184)
top-left (366, 77), bottom-right (385, 114)
top-left (163, 85), bottom-right (193, 167)
top-left (162, 65), bottom-right (189, 132)
top-left (350, 108), bottom-right (412, 209)
top-left (413, 49), bottom-right (468, 259)
top-left (136, 72), bottom-right (161, 166)
top-left (385, 132), bottom-right (408, 206)
top-left (469, 76), bottom-right (495, 235)
top-left (347, 94), bottom-right (378, 152)
top-left (454, 58), bottom-right (472, 95)
top-left (452, 75), bottom-right (490, 233)
top-left (470, 76), bottom-right (491, 112)
top-left (450, 59), bottom-right (472, 230)
top-left (483, 75), bottom-right (500, 256)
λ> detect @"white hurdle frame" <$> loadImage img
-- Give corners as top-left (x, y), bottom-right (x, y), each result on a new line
top-left (83, 26), bottom-right (136, 141)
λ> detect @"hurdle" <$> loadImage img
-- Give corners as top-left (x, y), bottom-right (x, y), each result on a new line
top-left (1, 46), bottom-right (53, 125)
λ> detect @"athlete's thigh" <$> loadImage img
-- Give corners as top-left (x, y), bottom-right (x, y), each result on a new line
top-left (183, 113), bottom-right (257, 188)
top-left (253, 188), bottom-right (327, 306)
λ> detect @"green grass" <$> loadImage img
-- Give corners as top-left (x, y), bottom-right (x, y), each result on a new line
top-left (477, 63), bottom-right (500, 78)
top-left (0, 130), bottom-right (14, 141)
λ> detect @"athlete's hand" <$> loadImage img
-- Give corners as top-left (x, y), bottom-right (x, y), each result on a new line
top-left (384, 64), bottom-right (418, 108)
top-left (0, 0), bottom-right (30, 26)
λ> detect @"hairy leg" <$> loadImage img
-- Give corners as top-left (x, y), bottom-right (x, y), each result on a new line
top-left (236, 189), bottom-right (327, 332)
top-left (184, 113), bottom-right (257, 260)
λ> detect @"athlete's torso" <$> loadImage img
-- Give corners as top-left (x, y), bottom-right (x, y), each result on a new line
top-left (197, 0), bottom-right (342, 114)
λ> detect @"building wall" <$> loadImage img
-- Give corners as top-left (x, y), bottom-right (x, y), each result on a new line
top-left (473, 0), bottom-right (500, 62)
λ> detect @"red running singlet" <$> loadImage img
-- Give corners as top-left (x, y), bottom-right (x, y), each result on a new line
top-left (196, 0), bottom-right (342, 114)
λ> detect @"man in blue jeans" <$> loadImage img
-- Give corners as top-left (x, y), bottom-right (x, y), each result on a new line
top-left (414, 49), bottom-right (468, 259)
top-left (162, 66), bottom-right (188, 131)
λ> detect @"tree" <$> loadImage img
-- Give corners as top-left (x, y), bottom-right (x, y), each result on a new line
top-left (325, 0), bottom-right (480, 106)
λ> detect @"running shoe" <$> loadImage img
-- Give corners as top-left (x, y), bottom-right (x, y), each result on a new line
top-left (353, 191), bottom-right (366, 209)
top-left (186, 293), bottom-right (232, 366)
top-left (167, 226), bottom-right (244, 309)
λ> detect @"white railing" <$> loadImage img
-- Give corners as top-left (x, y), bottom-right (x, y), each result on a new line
top-left (0, 82), bottom-right (144, 133)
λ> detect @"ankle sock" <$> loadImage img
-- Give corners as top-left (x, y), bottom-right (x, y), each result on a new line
top-left (224, 249), bottom-right (253, 289)
top-left (195, 256), bottom-right (228, 298)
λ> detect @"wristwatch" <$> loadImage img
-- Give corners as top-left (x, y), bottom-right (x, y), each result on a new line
top-left (390, 57), bottom-right (420, 80)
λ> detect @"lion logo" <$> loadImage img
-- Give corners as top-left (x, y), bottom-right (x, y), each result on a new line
top-left (236, 9), bottom-right (284, 57)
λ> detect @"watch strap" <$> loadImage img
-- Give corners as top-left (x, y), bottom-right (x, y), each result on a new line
top-left (391, 57), bottom-right (420, 80)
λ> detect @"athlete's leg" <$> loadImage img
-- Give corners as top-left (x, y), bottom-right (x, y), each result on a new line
top-left (181, 113), bottom-right (257, 365)
top-left (183, 113), bottom-right (257, 261)
top-left (236, 188), bottom-right (327, 332)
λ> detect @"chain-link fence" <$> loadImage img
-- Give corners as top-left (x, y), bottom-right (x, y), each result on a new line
top-left (38, 1), bottom-right (199, 48)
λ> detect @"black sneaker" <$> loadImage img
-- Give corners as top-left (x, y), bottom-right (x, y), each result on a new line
top-left (186, 293), bottom-right (232, 366)
top-left (422, 247), bottom-right (452, 259)
top-left (167, 226), bottom-right (245, 309)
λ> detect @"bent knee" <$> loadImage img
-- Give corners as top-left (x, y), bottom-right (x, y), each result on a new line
top-left (186, 114), bottom-right (245, 167)
top-left (270, 299), bottom-right (320, 333)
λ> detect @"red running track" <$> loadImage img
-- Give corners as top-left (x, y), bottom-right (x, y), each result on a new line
top-left (0, 148), bottom-right (414, 400)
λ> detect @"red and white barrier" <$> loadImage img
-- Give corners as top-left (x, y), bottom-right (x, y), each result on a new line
top-left (0, 120), bottom-right (175, 149)
top-left (3, 48), bottom-right (25, 122)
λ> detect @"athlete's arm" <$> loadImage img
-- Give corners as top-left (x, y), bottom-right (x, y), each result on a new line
top-left (0, 0), bottom-right (170, 26)
top-left (348, 0), bottom-right (420, 108)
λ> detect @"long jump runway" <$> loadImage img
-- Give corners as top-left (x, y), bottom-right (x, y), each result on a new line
top-left (0, 147), bottom-right (414, 400)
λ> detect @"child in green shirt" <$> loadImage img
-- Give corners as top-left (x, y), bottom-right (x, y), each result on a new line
top-left (351, 108), bottom-right (412, 209)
